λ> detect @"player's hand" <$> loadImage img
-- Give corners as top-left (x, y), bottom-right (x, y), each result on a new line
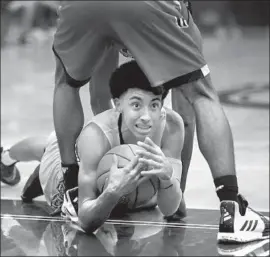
top-left (107, 155), bottom-right (147, 197)
top-left (136, 137), bottom-right (173, 181)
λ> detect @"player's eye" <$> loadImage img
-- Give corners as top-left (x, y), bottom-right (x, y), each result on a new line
top-left (131, 102), bottom-right (140, 109)
top-left (151, 102), bottom-right (160, 109)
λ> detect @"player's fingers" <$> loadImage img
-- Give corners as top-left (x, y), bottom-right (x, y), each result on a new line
top-left (125, 156), bottom-right (139, 171)
top-left (137, 141), bottom-right (158, 154)
top-left (144, 137), bottom-right (157, 147)
top-left (136, 150), bottom-right (162, 163)
top-left (140, 169), bottom-right (160, 177)
top-left (130, 161), bottom-right (145, 177)
top-left (138, 158), bottom-right (162, 169)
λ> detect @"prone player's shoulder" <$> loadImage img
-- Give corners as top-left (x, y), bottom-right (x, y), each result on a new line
top-left (80, 109), bottom-right (116, 139)
top-left (164, 107), bottom-right (184, 130)
top-left (77, 119), bottom-right (111, 158)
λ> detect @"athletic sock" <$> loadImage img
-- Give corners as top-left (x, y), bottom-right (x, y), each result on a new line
top-left (61, 163), bottom-right (79, 190)
top-left (214, 175), bottom-right (238, 202)
top-left (1, 150), bottom-right (17, 166)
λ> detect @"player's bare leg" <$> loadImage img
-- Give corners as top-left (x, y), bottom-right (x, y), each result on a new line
top-left (171, 89), bottom-right (195, 193)
top-left (169, 90), bottom-right (195, 219)
top-left (177, 75), bottom-right (269, 243)
top-left (53, 57), bottom-right (82, 205)
top-left (53, 57), bottom-right (83, 167)
top-left (173, 74), bottom-right (238, 202)
top-left (1, 136), bottom-right (47, 196)
top-left (3, 136), bottom-right (47, 162)
top-left (53, 83), bottom-right (83, 166)
top-left (175, 75), bottom-right (236, 178)
top-left (90, 47), bottom-right (119, 115)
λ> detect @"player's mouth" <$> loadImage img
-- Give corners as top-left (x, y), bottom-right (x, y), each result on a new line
top-left (135, 124), bottom-right (152, 134)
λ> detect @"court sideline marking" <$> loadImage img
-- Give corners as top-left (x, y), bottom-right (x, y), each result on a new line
top-left (1, 213), bottom-right (218, 230)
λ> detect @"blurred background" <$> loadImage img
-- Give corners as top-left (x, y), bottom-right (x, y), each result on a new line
top-left (1, 1), bottom-right (269, 211)
top-left (1, 1), bottom-right (269, 46)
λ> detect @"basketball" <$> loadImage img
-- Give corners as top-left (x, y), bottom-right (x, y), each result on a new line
top-left (96, 144), bottom-right (159, 210)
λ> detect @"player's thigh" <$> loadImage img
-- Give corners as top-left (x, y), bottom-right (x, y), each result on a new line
top-left (90, 45), bottom-right (119, 96)
top-left (53, 1), bottom-right (112, 88)
top-left (171, 88), bottom-right (195, 125)
top-left (110, 1), bottom-right (206, 88)
top-left (39, 132), bottom-right (63, 208)
top-left (175, 74), bottom-right (220, 106)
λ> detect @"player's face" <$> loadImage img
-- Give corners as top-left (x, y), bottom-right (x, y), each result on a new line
top-left (117, 88), bottom-right (163, 140)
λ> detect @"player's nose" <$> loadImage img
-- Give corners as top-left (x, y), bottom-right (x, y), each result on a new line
top-left (140, 109), bottom-right (151, 122)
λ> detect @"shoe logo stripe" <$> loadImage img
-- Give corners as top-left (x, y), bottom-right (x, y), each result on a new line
top-left (240, 220), bottom-right (259, 231)
top-left (251, 220), bottom-right (258, 231)
top-left (246, 220), bottom-right (253, 231)
top-left (240, 220), bottom-right (249, 231)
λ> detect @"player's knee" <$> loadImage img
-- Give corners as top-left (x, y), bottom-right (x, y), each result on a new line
top-left (181, 75), bottom-right (220, 104)
top-left (54, 51), bottom-right (89, 89)
top-left (55, 73), bottom-right (88, 90)
top-left (55, 81), bottom-right (80, 94)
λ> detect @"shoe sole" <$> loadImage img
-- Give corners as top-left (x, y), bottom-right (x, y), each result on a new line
top-left (218, 232), bottom-right (270, 243)
top-left (217, 239), bottom-right (269, 256)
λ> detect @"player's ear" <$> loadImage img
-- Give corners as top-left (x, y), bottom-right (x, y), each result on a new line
top-left (113, 98), bottom-right (122, 112)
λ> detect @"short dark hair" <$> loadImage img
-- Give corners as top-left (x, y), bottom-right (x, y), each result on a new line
top-left (109, 61), bottom-right (169, 100)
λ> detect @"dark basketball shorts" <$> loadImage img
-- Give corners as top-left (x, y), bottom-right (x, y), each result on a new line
top-left (53, 1), bottom-right (210, 89)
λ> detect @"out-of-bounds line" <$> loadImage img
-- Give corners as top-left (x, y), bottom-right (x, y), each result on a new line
top-left (107, 218), bottom-right (218, 227)
top-left (1, 215), bottom-right (217, 230)
top-left (1, 215), bottom-right (63, 223)
top-left (105, 220), bottom-right (218, 230)
top-left (1, 213), bottom-right (62, 221)
top-left (1, 213), bottom-right (218, 229)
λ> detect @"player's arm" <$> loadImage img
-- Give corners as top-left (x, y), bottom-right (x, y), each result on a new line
top-left (157, 112), bottom-right (185, 216)
top-left (161, 109), bottom-right (185, 179)
top-left (77, 124), bottom-right (121, 234)
top-left (137, 112), bottom-right (184, 216)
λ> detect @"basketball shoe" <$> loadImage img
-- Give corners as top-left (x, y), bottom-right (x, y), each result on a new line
top-left (50, 164), bottom-right (79, 216)
top-left (61, 187), bottom-right (79, 224)
top-left (218, 194), bottom-right (269, 243)
top-left (0, 147), bottom-right (20, 186)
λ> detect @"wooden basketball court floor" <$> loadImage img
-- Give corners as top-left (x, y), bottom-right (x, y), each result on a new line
top-left (1, 29), bottom-right (269, 256)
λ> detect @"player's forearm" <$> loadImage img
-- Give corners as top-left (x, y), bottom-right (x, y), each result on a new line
top-left (157, 177), bottom-right (182, 216)
top-left (78, 188), bottom-right (121, 233)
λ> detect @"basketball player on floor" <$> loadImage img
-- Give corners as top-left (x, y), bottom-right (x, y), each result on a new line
top-left (50, 1), bottom-right (269, 242)
top-left (2, 61), bottom-right (269, 242)
top-left (1, 61), bottom-right (184, 232)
